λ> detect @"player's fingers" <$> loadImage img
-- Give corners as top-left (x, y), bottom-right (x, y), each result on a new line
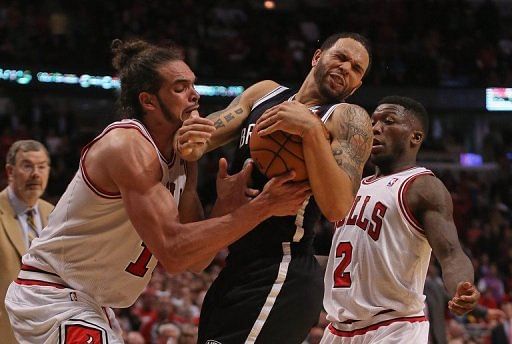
top-left (181, 141), bottom-right (204, 148)
top-left (241, 159), bottom-right (254, 179)
top-left (256, 107), bottom-right (278, 125)
top-left (457, 281), bottom-right (473, 293)
top-left (187, 123), bottom-right (216, 133)
top-left (255, 114), bottom-right (277, 131)
top-left (270, 170), bottom-right (296, 185)
top-left (179, 124), bottom-right (215, 137)
top-left (245, 188), bottom-right (260, 197)
top-left (178, 131), bottom-right (212, 146)
top-left (450, 296), bottom-right (476, 313)
top-left (459, 294), bottom-right (479, 304)
top-left (448, 301), bottom-right (471, 315)
top-left (257, 121), bottom-right (281, 136)
top-left (217, 158), bottom-right (228, 179)
top-left (288, 180), bottom-right (311, 191)
top-left (451, 297), bottom-right (474, 308)
top-left (182, 116), bottom-right (215, 126)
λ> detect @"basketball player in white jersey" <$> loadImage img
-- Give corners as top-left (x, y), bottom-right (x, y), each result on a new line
top-left (321, 96), bottom-right (480, 343)
top-left (176, 33), bottom-right (374, 344)
top-left (4, 39), bottom-right (311, 344)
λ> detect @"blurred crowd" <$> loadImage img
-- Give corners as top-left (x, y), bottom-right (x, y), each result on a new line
top-left (1, 0), bottom-right (512, 87)
top-left (1, 0), bottom-right (512, 343)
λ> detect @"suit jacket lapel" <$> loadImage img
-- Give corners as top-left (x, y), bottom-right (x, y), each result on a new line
top-left (0, 189), bottom-right (27, 256)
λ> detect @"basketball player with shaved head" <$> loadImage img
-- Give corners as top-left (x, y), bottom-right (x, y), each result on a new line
top-left (176, 32), bottom-right (374, 344)
top-left (320, 96), bottom-right (479, 343)
top-left (4, 39), bottom-right (310, 343)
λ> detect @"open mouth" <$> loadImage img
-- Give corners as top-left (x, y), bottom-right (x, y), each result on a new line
top-left (329, 73), bottom-right (345, 86)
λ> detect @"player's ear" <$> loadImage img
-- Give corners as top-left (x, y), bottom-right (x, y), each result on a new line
top-left (411, 130), bottom-right (423, 145)
top-left (5, 164), bottom-right (14, 182)
top-left (139, 92), bottom-right (157, 112)
top-left (312, 49), bottom-right (322, 67)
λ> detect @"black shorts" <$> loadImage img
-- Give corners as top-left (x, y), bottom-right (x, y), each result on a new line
top-left (198, 250), bottom-right (323, 344)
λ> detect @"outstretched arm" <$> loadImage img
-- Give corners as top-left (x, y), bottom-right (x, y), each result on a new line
top-left (407, 175), bottom-right (479, 315)
top-left (94, 129), bottom-right (312, 274)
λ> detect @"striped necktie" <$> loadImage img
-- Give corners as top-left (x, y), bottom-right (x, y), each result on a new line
top-left (25, 209), bottom-right (38, 246)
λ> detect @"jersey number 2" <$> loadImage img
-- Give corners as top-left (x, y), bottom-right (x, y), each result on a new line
top-left (333, 241), bottom-right (352, 288)
top-left (125, 242), bottom-right (152, 277)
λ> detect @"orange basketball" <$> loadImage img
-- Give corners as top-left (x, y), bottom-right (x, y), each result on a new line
top-left (249, 130), bottom-right (308, 181)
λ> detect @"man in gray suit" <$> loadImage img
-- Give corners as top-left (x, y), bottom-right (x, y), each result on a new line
top-left (0, 140), bottom-right (54, 343)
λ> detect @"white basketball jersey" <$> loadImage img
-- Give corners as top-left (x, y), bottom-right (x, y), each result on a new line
top-left (324, 167), bottom-right (434, 324)
top-left (23, 119), bottom-right (187, 308)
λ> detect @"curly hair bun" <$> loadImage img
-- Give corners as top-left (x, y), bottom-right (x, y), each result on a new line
top-left (111, 39), bottom-right (151, 71)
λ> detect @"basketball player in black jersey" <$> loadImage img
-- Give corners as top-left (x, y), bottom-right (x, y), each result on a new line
top-left (176, 32), bottom-right (374, 344)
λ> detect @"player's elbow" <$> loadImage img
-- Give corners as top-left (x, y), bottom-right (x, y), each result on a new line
top-left (323, 202), bottom-right (352, 222)
top-left (159, 254), bottom-right (190, 274)
top-left (159, 240), bottom-right (192, 274)
top-left (324, 209), bottom-right (347, 222)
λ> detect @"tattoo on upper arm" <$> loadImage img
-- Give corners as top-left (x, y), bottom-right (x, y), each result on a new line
top-left (208, 95), bottom-right (246, 129)
top-left (331, 105), bottom-right (372, 193)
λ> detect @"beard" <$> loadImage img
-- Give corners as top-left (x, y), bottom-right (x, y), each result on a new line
top-left (314, 61), bottom-right (352, 103)
top-left (156, 94), bottom-right (180, 125)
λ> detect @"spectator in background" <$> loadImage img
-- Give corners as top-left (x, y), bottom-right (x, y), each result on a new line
top-left (491, 302), bottom-right (512, 343)
top-left (157, 323), bottom-right (181, 344)
top-left (178, 323), bottom-right (198, 344)
top-left (0, 139), bottom-right (53, 344)
top-left (125, 331), bottom-right (145, 344)
top-left (478, 263), bottom-right (506, 304)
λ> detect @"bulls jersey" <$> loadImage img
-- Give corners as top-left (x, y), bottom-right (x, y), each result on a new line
top-left (21, 119), bottom-right (187, 308)
top-left (324, 167), bottom-right (434, 325)
top-left (228, 85), bottom-right (339, 256)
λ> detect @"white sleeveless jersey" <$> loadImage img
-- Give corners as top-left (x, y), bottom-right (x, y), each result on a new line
top-left (23, 119), bottom-right (187, 308)
top-left (324, 167), bottom-right (434, 324)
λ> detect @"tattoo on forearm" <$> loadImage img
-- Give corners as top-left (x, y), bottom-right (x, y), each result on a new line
top-left (224, 113), bottom-right (235, 122)
top-left (228, 95), bottom-right (241, 108)
top-left (208, 94), bottom-right (245, 129)
top-left (212, 117), bottom-right (225, 129)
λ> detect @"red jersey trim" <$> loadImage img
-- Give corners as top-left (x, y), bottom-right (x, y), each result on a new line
top-left (329, 316), bottom-right (427, 337)
top-left (15, 278), bottom-right (68, 289)
top-left (131, 119), bottom-right (175, 167)
top-left (20, 264), bottom-right (60, 276)
top-left (362, 166), bottom-right (418, 185)
top-left (398, 171), bottom-right (434, 236)
top-left (80, 122), bottom-right (157, 199)
top-left (18, 264), bottom-right (69, 288)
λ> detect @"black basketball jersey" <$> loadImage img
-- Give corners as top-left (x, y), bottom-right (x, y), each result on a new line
top-left (228, 85), bottom-right (340, 257)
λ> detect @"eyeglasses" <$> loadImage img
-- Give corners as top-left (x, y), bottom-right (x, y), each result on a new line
top-left (18, 162), bottom-right (49, 174)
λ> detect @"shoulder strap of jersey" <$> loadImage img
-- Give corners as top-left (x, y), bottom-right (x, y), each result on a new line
top-left (251, 85), bottom-right (290, 111)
